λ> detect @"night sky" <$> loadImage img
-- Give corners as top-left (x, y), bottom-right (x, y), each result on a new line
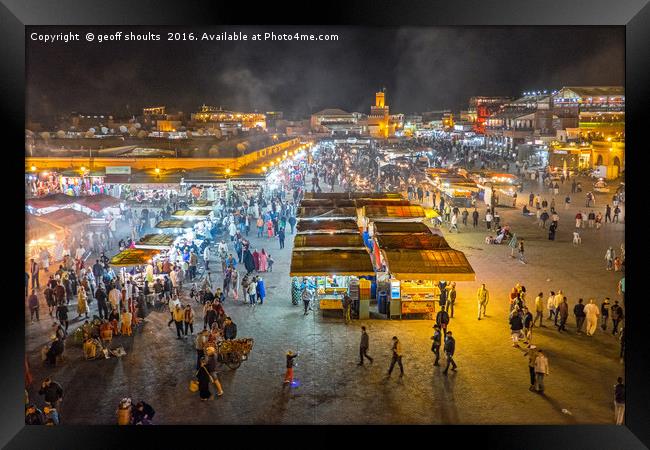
top-left (26, 26), bottom-right (624, 120)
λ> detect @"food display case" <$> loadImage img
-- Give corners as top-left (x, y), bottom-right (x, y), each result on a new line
top-left (316, 275), bottom-right (350, 310)
top-left (398, 280), bottom-right (438, 316)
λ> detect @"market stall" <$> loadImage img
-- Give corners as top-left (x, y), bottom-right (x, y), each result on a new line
top-left (110, 248), bottom-right (162, 267)
top-left (72, 194), bottom-right (122, 216)
top-left (299, 198), bottom-right (356, 208)
top-left (289, 249), bottom-right (375, 311)
top-left (25, 214), bottom-right (64, 261)
top-left (473, 173), bottom-right (522, 207)
top-left (135, 233), bottom-right (176, 250)
top-left (39, 208), bottom-right (93, 231)
top-left (296, 207), bottom-right (358, 220)
top-left (303, 192), bottom-right (403, 200)
top-left (26, 193), bottom-right (77, 215)
top-left (293, 233), bottom-right (366, 250)
top-left (155, 219), bottom-right (196, 230)
top-left (362, 205), bottom-right (426, 222)
top-left (381, 249), bottom-right (475, 318)
top-left (371, 221), bottom-right (436, 236)
top-left (170, 209), bottom-right (213, 220)
top-left (296, 218), bottom-right (360, 234)
top-left (188, 200), bottom-right (215, 211)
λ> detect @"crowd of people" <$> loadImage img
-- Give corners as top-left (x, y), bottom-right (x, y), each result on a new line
top-left (24, 137), bottom-right (626, 426)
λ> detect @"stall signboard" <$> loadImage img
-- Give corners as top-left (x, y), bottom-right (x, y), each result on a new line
top-left (390, 280), bottom-right (401, 299)
top-left (105, 166), bottom-right (132, 175)
top-left (401, 301), bottom-right (436, 315)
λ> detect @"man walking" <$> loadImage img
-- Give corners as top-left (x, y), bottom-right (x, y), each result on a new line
top-left (387, 336), bottom-right (404, 377)
top-left (202, 245), bottom-right (210, 271)
top-left (477, 283), bottom-right (489, 320)
top-left (584, 298), bottom-right (600, 336)
top-left (534, 292), bottom-right (544, 327)
top-left (448, 282), bottom-right (457, 318)
top-left (510, 309), bottom-right (524, 347)
top-left (611, 300), bottom-right (624, 335)
top-left (547, 291), bottom-right (556, 323)
top-left (557, 297), bottom-right (569, 332)
top-left (436, 308), bottom-right (450, 333)
top-left (534, 349), bottom-right (549, 394)
top-left (601, 298), bottom-right (611, 331)
top-left (278, 227), bottom-right (286, 249)
top-left (524, 344), bottom-right (539, 391)
top-left (472, 208), bottom-right (479, 228)
top-left (431, 324), bottom-right (442, 366)
top-left (30, 258), bottom-right (40, 290)
top-left (614, 377), bottom-right (625, 425)
top-left (553, 290), bottom-right (563, 327)
top-left (523, 307), bottom-right (534, 342)
top-left (357, 326), bottom-right (373, 366)
top-left (28, 290), bottom-right (40, 323)
top-left (574, 298), bottom-right (586, 334)
top-left (343, 293), bottom-right (353, 324)
top-left (442, 331), bottom-right (457, 375)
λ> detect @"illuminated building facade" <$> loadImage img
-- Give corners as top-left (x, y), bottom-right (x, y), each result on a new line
top-left (553, 86), bottom-right (625, 141)
top-left (190, 105), bottom-right (267, 131)
top-left (310, 108), bottom-right (360, 134)
top-left (468, 96), bottom-right (512, 133)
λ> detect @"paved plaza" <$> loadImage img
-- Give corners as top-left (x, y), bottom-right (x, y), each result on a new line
top-left (24, 173), bottom-right (624, 425)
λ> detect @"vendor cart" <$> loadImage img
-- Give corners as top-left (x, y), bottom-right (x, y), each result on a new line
top-left (215, 338), bottom-right (254, 369)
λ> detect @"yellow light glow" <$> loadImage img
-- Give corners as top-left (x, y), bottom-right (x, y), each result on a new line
top-left (30, 165), bottom-right (37, 172)
top-left (225, 168), bottom-right (231, 174)
top-left (155, 168), bottom-right (161, 174)
top-left (49, 234), bottom-right (55, 240)
top-left (80, 166), bottom-right (86, 172)
top-left (270, 162), bottom-right (274, 167)
top-left (262, 166), bottom-right (267, 172)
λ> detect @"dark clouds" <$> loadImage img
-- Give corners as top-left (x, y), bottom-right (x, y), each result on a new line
top-left (26, 26), bottom-right (623, 119)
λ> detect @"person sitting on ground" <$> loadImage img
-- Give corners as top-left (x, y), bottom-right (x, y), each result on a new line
top-left (132, 401), bottom-right (156, 425)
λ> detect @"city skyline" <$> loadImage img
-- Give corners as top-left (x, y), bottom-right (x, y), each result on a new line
top-left (27, 26), bottom-right (624, 120)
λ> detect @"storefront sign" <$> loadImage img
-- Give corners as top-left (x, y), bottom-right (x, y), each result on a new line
top-left (106, 166), bottom-right (131, 175)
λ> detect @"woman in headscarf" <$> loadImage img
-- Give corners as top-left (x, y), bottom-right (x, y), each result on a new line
top-left (258, 249), bottom-right (268, 273)
top-left (252, 249), bottom-right (260, 272)
top-left (195, 357), bottom-right (213, 401)
top-left (243, 247), bottom-right (255, 274)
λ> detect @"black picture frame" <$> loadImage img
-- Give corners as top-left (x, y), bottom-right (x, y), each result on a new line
top-left (2, 0), bottom-right (648, 448)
